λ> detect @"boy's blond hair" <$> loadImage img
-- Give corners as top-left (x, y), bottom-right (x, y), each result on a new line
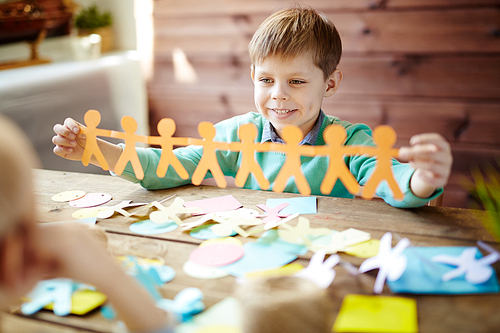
top-left (249, 7), bottom-right (342, 80)
top-left (236, 276), bottom-right (335, 333)
top-left (0, 116), bottom-right (39, 235)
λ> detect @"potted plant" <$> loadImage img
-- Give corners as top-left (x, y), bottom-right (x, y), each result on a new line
top-left (75, 4), bottom-right (113, 53)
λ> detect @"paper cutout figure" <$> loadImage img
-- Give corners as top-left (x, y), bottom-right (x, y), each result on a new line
top-left (266, 197), bottom-right (317, 215)
top-left (183, 260), bottom-right (230, 280)
top-left (157, 288), bottom-right (205, 323)
top-left (277, 216), bottom-right (331, 247)
top-left (387, 246), bottom-right (500, 294)
top-left (344, 239), bottom-right (380, 258)
top-left (272, 126), bottom-right (315, 195)
top-left (43, 289), bottom-right (107, 315)
top-left (148, 118), bottom-right (189, 178)
top-left (69, 192), bottom-right (112, 208)
top-left (211, 210), bottom-right (263, 238)
top-left (432, 247), bottom-right (500, 284)
top-left (256, 229), bottom-right (308, 255)
top-left (294, 250), bottom-right (340, 288)
top-left (189, 223), bottom-right (237, 240)
top-left (308, 228), bottom-right (371, 254)
top-left (149, 197), bottom-right (202, 225)
top-left (477, 240), bottom-right (500, 258)
top-left (129, 194), bottom-right (176, 217)
top-left (333, 294), bottom-right (418, 333)
top-left (183, 195), bottom-right (243, 216)
top-left (263, 213), bottom-right (300, 230)
top-left (316, 125), bottom-right (360, 195)
top-left (189, 122), bottom-right (229, 188)
top-left (111, 116), bottom-right (148, 180)
top-left (189, 243), bottom-right (245, 267)
top-left (96, 200), bottom-right (147, 219)
top-left (256, 203), bottom-right (290, 223)
top-left (228, 122), bottom-right (270, 189)
top-left (51, 190), bottom-right (86, 202)
top-left (359, 126), bottom-right (403, 200)
top-left (359, 232), bottom-right (409, 294)
top-left (72, 206), bottom-right (108, 219)
top-left (80, 110), bottom-right (112, 170)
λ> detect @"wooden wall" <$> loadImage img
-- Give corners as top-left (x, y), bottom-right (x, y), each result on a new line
top-left (148, 0), bottom-right (500, 208)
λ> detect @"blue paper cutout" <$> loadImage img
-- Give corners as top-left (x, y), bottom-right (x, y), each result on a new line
top-left (129, 219), bottom-right (178, 235)
top-left (266, 197), bottom-right (317, 215)
top-left (257, 230), bottom-right (308, 255)
top-left (157, 287), bottom-right (205, 322)
top-left (189, 223), bottom-right (237, 240)
top-left (387, 247), bottom-right (500, 294)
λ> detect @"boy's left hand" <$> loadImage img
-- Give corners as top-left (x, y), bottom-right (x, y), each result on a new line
top-left (398, 133), bottom-right (453, 198)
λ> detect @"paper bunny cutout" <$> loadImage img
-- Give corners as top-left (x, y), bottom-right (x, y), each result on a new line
top-left (294, 250), bottom-right (340, 288)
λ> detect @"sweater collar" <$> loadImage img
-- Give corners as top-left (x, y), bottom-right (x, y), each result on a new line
top-left (261, 110), bottom-right (325, 145)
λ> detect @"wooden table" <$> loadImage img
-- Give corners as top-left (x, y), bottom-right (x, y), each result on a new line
top-left (2, 169), bottom-right (499, 332)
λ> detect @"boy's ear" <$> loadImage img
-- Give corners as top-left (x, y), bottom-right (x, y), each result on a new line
top-left (324, 70), bottom-right (343, 97)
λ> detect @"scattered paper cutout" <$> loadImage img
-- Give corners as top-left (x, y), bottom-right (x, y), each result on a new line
top-left (316, 125), bottom-right (360, 195)
top-left (200, 237), bottom-right (243, 248)
top-left (44, 289), bottom-right (107, 315)
top-left (432, 247), bottom-right (500, 284)
top-left (344, 239), bottom-right (380, 258)
top-left (256, 203), bottom-right (289, 224)
top-left (387, 246), bottom-right (500, 294)
top-left (128, 195), bottom-right (176, 217)
top-left (190, 223), bottom-right (237, 240)
top-left (294, 250), bottom-right (340, 288)
top-left (211, 210), bottom-right (263, 238)
top-left (263, 213), bottom-right (300, 231)
top-left (184, 195), bottom-right (243, 216)
top-left (189, 243), bottom-right (245, 267)
top-left (309, 228), bottom-right (371, 254)
top-left (272, 126), bottom-right (315, 195)
top-left (150, 197), bottom-right (202, 225)
top-left (182, 213), bottom-right (217, 231)
top-left (256, 229), bottom-right (308, 255)
top-left (76, 110), bottom-right (406, 200)
top-left (229, 123), bottom-right (271, 189)
top-left (266, 197), bottom-right (317, 215)
top-left (244, 263), bottom-right (304, 280)
top-left (277, 216), bottom-right (331, 247)
top-left (68, 192), bottom-right (112, 208)
top-left (189, 122), bottom-right (229, 188)
top-left (157, 288), bottom-right (205, 322)
top-left (194, 325), bottom-right (242, 333)
top-left (51, 190), bottom-right (86, 202)
top-left (72, 206), bottom-right (108, 219)
top-left (359, 126), bottom-right (403, 200)
top-left (359, 232), bottom-right (409, 294)
top-left (129, 219), bottom-right (178, 235)
top-left (148, 118), bottom-right (189, 178)
top-left (80, 110), bottom-right (112, 170)
top-left (183, 260), bottom-right (230, 280)
top-left (333, 294), bottom-right (418, 333)
top-left (96, 200), bottom-right (147, 219)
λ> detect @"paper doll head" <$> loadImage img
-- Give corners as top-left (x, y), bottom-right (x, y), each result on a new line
top-left (83, 109), bottom-right (101, 128)
top-left (373, 125), bottom-right (397, 148)
top-left (198, 121), bottom-right (216, 140)
top-left (157, 118), bottom-right (176, 137)
top-left (238, 123), bottom-right (258, 142)
top-left (323, 125), bottom-right (347, 146)
top-left (281, 126), bottom-right (303, 145)
top-left (121, 116), bottom-right (138, 133)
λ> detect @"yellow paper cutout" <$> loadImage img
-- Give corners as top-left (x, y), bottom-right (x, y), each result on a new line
top-left (149, 197), bottom-right (202, 225)
top-left (72, 206), bottom-right (108, 219)
top-left (272, 126), bottom-right (315, 195)
top-left (212, 210), bottom-right (263, 238)
top-left (44, 289), bottom-right (107, 315)
top-left (316, 125), bottom-right (360, 195)
top-left (51, 190), bottom-right (86, 202)
top-left (359, 125), bottom-right (403, 200)
top-left (229, 123), bottom-right (271, 189)
top-left (244, 263), bottom-right (304, 279)
top-left (277, 216), bottom-right (331, 246)
top-left (80, 110), bottom-right (112, 170)
top-left (309, 228), bottom-right (371, 254)
top-left (189, 122), bottom-right (229, 188)
top-left (333, 294), bottom-right (418, 333)
top-left (111, 116), bottom-right (148, 180)
top-left (344, 239), bottom-right (380, 258)
top-left (200, 237), bottom-right (243, 248)
top-left (148, 118), bottom-right (189, 179)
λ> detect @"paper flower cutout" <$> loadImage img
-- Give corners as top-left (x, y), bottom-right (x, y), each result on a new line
top-left (294, 250), bottom-right (340, 288)
top-left (256, 203), bottom-right (290, 223)
top-left (150, 197), bottom-right (202, 225)
top-left (359, 232), bottom-right (409, 294)
top-left (96, 200), bottom-right (148, 219)
top-left (432, 247), bottom-right (500, 284)
top-left (278, 216), bottom-right (331, 246)
top-left (157, 287), bottom-right (205, 322)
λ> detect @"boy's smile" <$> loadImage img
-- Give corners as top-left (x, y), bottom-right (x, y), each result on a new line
top-left (252, 53), bottom-right (342, 138)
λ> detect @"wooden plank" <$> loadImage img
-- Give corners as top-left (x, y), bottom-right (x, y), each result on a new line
top-left (0, 312), bottom-right (92, 333)
top-left (153, 8), bottom-right (500, 56)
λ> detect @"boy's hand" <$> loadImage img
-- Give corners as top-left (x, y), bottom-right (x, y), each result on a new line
top-left (398, 133), bottom-right (453, 199)
top-left (52, 118), bottom-right (87, 162)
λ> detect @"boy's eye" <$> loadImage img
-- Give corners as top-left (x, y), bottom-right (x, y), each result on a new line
top-left (290, 79), bottom-right (305, 85)
top-left (259, 78), bottom-right (273, 83)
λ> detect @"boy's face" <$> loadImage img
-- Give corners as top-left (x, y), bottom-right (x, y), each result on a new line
top-left (252, 53), bottom-right (341, 138)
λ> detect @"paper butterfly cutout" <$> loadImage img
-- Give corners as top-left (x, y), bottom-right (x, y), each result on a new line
top-left (278, 216), bottom-right (331, 247)
top-left (309, 228), bottom-right (371, 254)
top-left (294, 250), bottom-right (340, 288)
top-left (96, 200), bottom-right (148, 219)
top-left (359, 232), bottom-right (409, 294)
top-left (256, 203), bottom-right (290, 223)
top-left (432, 247), bottom-right (500, 284)
top-left (157, 287), bottom-right (205, 323)
top-left (150, 197), bottom-right (202, 225)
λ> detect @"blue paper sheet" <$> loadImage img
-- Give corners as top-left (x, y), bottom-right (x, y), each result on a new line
top-left (387, 247), bottom-right (500, 294)
top-left (266, 197), bottom-right (317, 215)
top-left (129, 219), bottom-right (178, 235)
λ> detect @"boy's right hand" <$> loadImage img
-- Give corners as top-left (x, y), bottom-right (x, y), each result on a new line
top-left (52, 118), bottom-right (87, 162)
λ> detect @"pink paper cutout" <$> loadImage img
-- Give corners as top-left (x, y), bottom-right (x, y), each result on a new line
top-left (189, 243), bottom-right (245, 267)
top-left (69, 193), bottom-right (112, 208)
top-left (256, 203), bottom-right (290, 223)
top-left (184, 195), bottom-right (243, 216)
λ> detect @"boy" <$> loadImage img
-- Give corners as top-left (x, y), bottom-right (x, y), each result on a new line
top-left (52, 7), bottom-right (452, 208)
top-left (0, 116), bottom-right (174, 332)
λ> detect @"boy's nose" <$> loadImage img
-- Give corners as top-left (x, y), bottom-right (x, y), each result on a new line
top-left (271, 84), bottom-right (290, 101)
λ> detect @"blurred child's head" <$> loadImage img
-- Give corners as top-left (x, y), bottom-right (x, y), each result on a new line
top-left (249, 7), bottom-right (343, 137)
top-left (236, 276), bottom-right (335, 333)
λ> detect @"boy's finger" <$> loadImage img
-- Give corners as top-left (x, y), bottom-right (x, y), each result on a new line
top-left (398, 144), bottom-right (437, 161)
top-left (63, 118), bottom-right (82, 135)
top-left (53, 124), bottom-right (76, 140)
top-left (52, 135), bottom-right (76, 147)
top-left (409, 133), bottom-right (451, 152)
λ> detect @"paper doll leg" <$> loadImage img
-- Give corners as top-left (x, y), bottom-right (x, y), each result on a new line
top-left (386, 174), bottom-right (404, 200)
top-left (295, 173), bottom-right (311, 196)
top-left (192, 163), bottom-right (208, 186)
top-left (361, 175), bottom-right (380, 199)
top-left (320, 169), bottom-right (338, 195)
top-left (253, 167), bottom-right (270, 190)
top-left (234, 168), bottom-right (251, 188)
top-left (169, 156), bottom-right (189, 179)
top-left (94, 149), bottom-right (109, 171)
top-left (273, 171), bottom-right (289, 193)
top-left (209, 166), bottom-right (227, 188)
top-left (114, 156), bottom-right (127, 176)
top-left (338, 171), bottom-right (360, 196)
top-left (131, 157), bottom-right (144, 180)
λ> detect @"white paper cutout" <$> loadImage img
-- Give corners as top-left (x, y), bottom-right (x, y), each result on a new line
top-left (181, 209), bottom-right (260, 232)
top-left (96, 200), bottom-right (148, 219)
top-left (211, 210), bottom-right (263, 238)
top-left (263, 213), bottom-right (300, 230)
top-left (432, 247), bottom-right (500, 284)
top-left (129, 195), bottom-right (176, 217)
top-left (149, 197), bottom-right (202, 225)
top-left (294, 250), bottom-right (340, 288)
top-left (358, 232), bottom-right (409, 294)
top-left (477, 240), bottom-right (500, 258)
top-left (278, 216), bottom-right (331, 246)
top-left (181, 213), bottom-right (217, 231)
top-left (309, 228), bottom-right (371, 254)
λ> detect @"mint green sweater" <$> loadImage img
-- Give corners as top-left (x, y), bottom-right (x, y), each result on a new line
top-left (119, 112), bottom-right (441, 208)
